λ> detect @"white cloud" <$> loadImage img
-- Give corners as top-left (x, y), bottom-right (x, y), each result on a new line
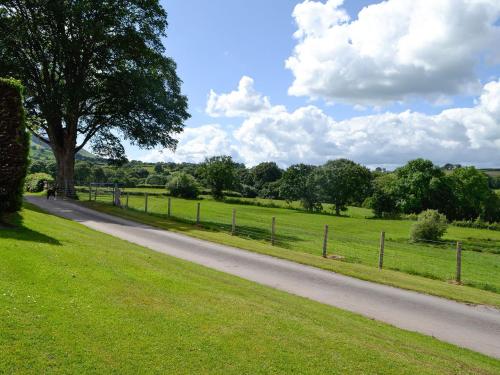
top-left (206, 76), bottom-right (281, 117)
top-left (141, 124), bottom-right (238, 164)
top-left (286, 0), bottom-right (500, 105)
top-left (144, 77), bottom-right (500, 168)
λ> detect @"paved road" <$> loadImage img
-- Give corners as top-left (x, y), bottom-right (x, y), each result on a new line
top-left (27, 196), bottom-right (500, 359)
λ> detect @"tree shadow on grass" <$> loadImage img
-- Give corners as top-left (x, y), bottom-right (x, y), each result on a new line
top-left (0, 210), bottom-right (61, 245)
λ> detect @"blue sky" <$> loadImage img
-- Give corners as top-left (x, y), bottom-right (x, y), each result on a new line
top-left (126, 0), bottom-right (500, 168)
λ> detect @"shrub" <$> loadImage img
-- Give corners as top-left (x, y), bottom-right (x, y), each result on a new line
top-left (167, 172), bottom-right (200, 199)
top-left (145, 174), bottom-right (167, 186)
top-left (362, 197), bottom-right (373, 209)
top-left (410, 210), bottom-right (448, 242)
top-left (241, 184), bottom-right (258, 198)
top-left (0, 78), bottom-right (29, 216)
top-left (25, 173), bottom-right (54, 192)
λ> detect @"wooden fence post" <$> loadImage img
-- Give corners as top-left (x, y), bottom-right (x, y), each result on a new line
top-left (378, 231), bottom-right (385, 269)
top-left (456, 241), bottom-right (462, 283)
top-left (323, 225), bottom-right (329, 258)
top-left (145, 193), bottom-right (148, 213)
top-left (196, 202), bottom-right (201, 225)
top-left (167, 197), bottom-right (171, 217)
top-left (232, 209), bottom-right (236, 235)
top-left (271, 217), bottom-right (276, 246)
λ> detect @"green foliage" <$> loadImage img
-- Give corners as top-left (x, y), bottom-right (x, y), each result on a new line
top-left (258, 180), bottom-right (282, 200)
top-left (145, 174), bottom-right (167, 186)
top-left (410, 210), bottom-right (448, 242)
top-left (24, 173), bottom-right (54, 193)
top-left (28, 159), bottom-right (48, 174)
top-left (371, 173), bottom-right (399, 218)
top-left (251, 162), bottom-right (283, 189)
top-left (74, 161), bottom-right (93, 184)
top-left (199, 156), bottom-right (235, 199)
top-left (0, 78), bottom-right (29, 216)
top-left (395, 159), bottom-right (445, 214)
top-left (0, 1), bottom-right (189, 194)
top-left (279, 164), bottom-right (321, 211)
top-left (167, 172), bottom-right (200, 199)
top-left (450, 167), bottom-right (491, 220)
top-left (314, 159), bottom-right (372, 215)
top-left (154, 163), bottom-right (164, 174)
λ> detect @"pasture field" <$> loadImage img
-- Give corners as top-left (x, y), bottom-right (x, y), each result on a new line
top-left (81, 192), bottom-right (500, 307)
top-left (2, 205), bottom-right (499, 373)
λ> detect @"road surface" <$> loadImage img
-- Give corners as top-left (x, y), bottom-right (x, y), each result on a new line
top-left (26, 196), bottom-right (500, 359)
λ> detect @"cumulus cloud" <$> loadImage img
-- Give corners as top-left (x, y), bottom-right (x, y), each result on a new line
top-left (206, 76), bottom-right (281, 117)
top-left (143, 77), bottom-right (500, 168)
top-left (286, 0), bottom-right (500, 105)
top-left (141, 124), bottom-right (238, 164)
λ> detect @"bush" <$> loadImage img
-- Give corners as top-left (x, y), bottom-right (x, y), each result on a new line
top-left (410, 210), bottom-right (448, 242)
top-left (167, 172), bottom-right (200, 199)
top-left (25, 173), bottom-right (54, 192)
top-left (145, 174), bottom-right (167, 186)
top-left (0, 78), bottom-right (29, 216)
top-left (362, 197), bottom-right (373, 209)
top-left (241, 184), bottom-right (258, 198)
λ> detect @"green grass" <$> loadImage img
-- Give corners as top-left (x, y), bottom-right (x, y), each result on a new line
top-left (81, 193), bottom-right (500, 308)
top-left (1, 205), bottom-right (500, 373)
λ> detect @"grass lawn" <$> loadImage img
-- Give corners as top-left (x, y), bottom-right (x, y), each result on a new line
top-left (1, 204), bottom-right (500, 374)
top-left (83, 193), bottom-right (500, 298)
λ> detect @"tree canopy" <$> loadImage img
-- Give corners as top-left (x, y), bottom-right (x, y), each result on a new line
top-left (313, 159), bottom-right (372, 215)
top-left (0, 0), bottom-right (189, 196)
top-left (199, 156), bottom-right (235, 200)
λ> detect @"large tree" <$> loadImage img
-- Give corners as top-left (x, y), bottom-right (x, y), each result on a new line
top-left (314, 159), bottom-right (372, 215)
top-left (279, 164), bottom-right (320, 211)
top-left (199, 155), bottom-right (235, 200)
top-left (0, 0), bottom-right (189, 197)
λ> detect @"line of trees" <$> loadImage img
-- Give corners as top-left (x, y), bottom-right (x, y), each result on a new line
top-left (26, 153), bottom-right (500, 223)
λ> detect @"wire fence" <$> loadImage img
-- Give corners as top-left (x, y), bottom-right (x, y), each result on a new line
top-left (83, 184), bottom-right (500, 294)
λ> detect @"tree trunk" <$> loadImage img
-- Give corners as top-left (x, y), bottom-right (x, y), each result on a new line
top-left (335, 204), bottom-right (340, 216)
top-left (54, 145), bottom-right (76, 199)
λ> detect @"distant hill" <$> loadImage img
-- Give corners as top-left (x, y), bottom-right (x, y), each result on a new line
top-left (30, 135), bottom-right (97, 161)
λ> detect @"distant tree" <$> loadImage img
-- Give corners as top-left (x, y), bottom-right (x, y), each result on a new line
top-left (154, 163), bottom-right (164, 174)
top-left (371, 173), bottom-right (399, 218)
top-left (131, 168), bottom-right (150, 179)
top-left (145, 174), bottom-right (167, 186)
top-left (251, 162), bottom-right (283, 189)
top-left (199, 156), bottom-right (235, 199)
top-left (449, 167), bottom-right (491, 220)
top-left (259, 180), bottom-right (282, 200)
top-left (0, 78), bottom-right (29, 217)
top-left (394, 159), bottom-right (445, 214)
top-left (167, 172), bottom-right (199, 199)
top-left (314, 159), bottom-right (372, 215)
top-left (279, 164), bottom-right (320, 211)
top-left (74, 162), bottom-right (92, 184)
top-left (92, 167), bottom-right (107, 183)
top-left (0, 1), bottom-right (189, 197)
top-left (28, 160), bottom-right (48, 174)
top-left (482, 191), bottom-right (500, 223)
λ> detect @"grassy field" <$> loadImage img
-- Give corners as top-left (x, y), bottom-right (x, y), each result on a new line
top-left (1, 204), bottom-right (499, 373)
top-left (80, 193), bottom-right (500, 309)
top-left (88, 193), bottom-right (500, 293)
